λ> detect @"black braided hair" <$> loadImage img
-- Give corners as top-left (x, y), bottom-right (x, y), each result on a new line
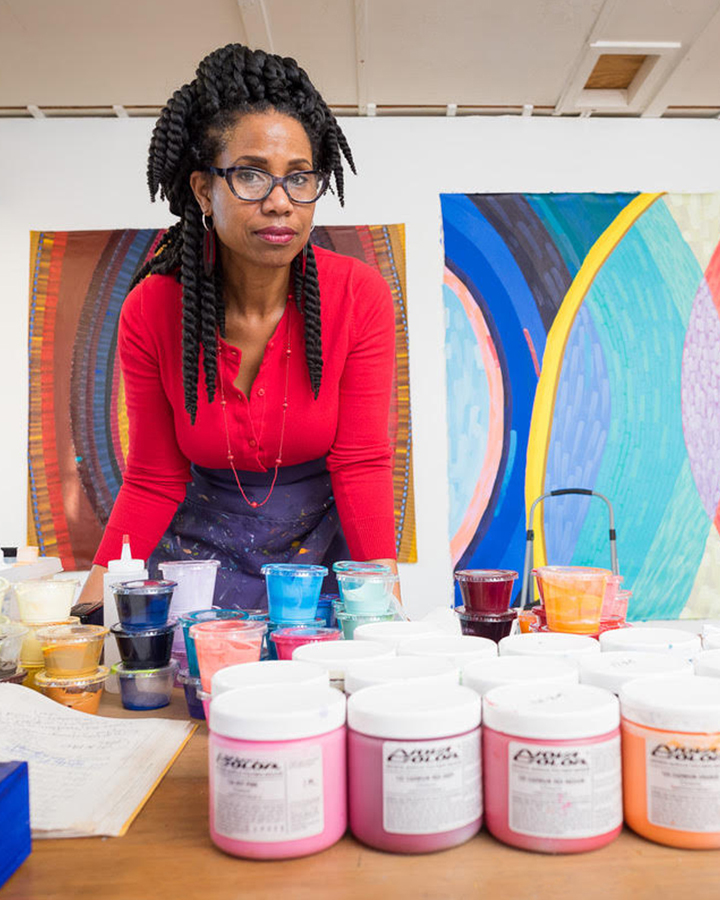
top-left (132, 43), bottom-right (355, 422)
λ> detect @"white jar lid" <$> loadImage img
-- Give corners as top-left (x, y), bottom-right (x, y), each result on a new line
top-left (210, 684), bottom-right (346, 740)
top-left (461, 655), bottom-right (578, 696)
top-left (580, 651), bottom-right (694, 694)
top-left (211, 660), bottom-right (328, 697)
top-left (499, 633), bottom-right (601, 663)
top-left (344, 655), bottom-right (459, 695)
top-left (599, 627), bottom-right (701, 659)
top-left (348, 682), bottom-right (481, 739)
top-left (621, 676), bottom-right (720, 732)
top-left (703, 633), bottom-right (720, 651)
top-left (483, 683), bottom-right (619, 739)
top-left (352, 620), bottom-right (445, 650)
top-left (291, 640), bottom-right (395, 678)
top-left (397, 634), bottom-right (498, 667)
top-left (695, 650), bottom-right (720, 678)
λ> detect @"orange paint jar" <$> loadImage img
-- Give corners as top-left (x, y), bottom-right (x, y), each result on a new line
top-left (36, 624), bottom-right (109, 676)
top-left (620, 676), bottom-right (720, 848)
top-left (533, 567), bottom-right (610, 635)
top-left (34, 666), bottom-right (110, 714)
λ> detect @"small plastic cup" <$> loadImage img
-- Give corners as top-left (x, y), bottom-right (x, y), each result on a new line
top-left (265, 617), bottom-right (325, 660)
top-left (317, 594), bottom-right (339, 628)
top-left (261, 563), bottom-right (327, 624)
top-left (602, 584), bottom-right (630, 621)
top-left (179, 608), bottom-right (248, 678)
top-left (15, 579), bottom-right (78, 623)
top-left (0, 623), bottom-right (28, 676)
top-left (534, 566), bottom-right (611, 634)
top-left (336, 571), bottom-right (399, 616)
top-left (455, 606), bottom-right (518, 643)
top-left (0, 667), bottom-right (28, 684)
top-left (36, 624), bottom-right (108, 677)
top-left (336, 609), bottom-right (396, 641)
top-left (113, 579), bottom-right (176, 630)
top-left (113, 660), bottom-right (179, 711)
top-left (159, 559), bottom-right (221, 614)
top-left (110, 621), bottom-right (177, 670)
top-left (332, 561), bottom-right (392, 574)
top-left (20, 616), bottom-right (80, 666)
top-left (191, 620), bottom-right (267, 691)
top-left (178, 667), bottom-right (205, 720)
top-left (270, 625), bottom-right (341, 660)
top-left (35, 666), bottom-right (110, 714)
top-left (454, 570), bottom-right (518, 614)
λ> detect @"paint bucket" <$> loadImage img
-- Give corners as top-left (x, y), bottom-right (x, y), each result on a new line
top-left (159, 560), bottom-right (220, 615)
top-left (292, 640), bottom-right (395, 692)
top-left (599, 627), bottom-right (701, 662)
top-left (454, 570), bottom-right (518, 614)
top-left (112, 580), bottom-right (176, 630)
top-left (533, 566), bottom-right (610, 634)
top-left (455, 607), bottom-right (518, 643)
top-left (352, 620), bottom-right (444, 651)
top-left (15, 580), bottom-right (78, 623)
top-left (270, 625), bottom-right (341, 661)
top-left (113, 660), bottom-right (179, 711)
top-left (397, 634), bottom-right (497, 668)
top-left (179, 608), bottom-right (248, 677)
top-left (111, 621), bottom-right (177, 670)
top-left (35, 624), bottom-right (108, 677)
top-left (461, 655), bottom-right (578, 696)
top-left (261, 564), bottom-right (327, 625)
top-left (345, 655), bottom-right (459, 695)
top-left (34, 666), bottom-right (111, 714)
top-left (336, 571), bottom-right (398, 616)
top-left (580, 651), bottom-right (694, 694)
top-left (499, 632), bottom-right (601, 666)
top-left (191, 620), bottom-right (267, 692)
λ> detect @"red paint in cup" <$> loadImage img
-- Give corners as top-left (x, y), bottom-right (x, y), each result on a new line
top-left (455, 607), bottom-right (518, 643)
top-left (454, 570), bottom-right (518, 614)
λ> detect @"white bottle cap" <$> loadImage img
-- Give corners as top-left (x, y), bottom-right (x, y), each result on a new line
top-left (211, 660), bottom-right (328, 696)
top-left (461, 655), bottom-right (578, 696)
top-left (620, 676), bottom-right (720, 733)
top-left (348, 682), bottom-right (481, 740)
top-left (397, 634), bottom-right (498, 667)
top-left (580, 651), bottom-right (694, 694)
top-left (291, 640), bottom-right (395, 680)
top-left (345, 655), bottom-right (459, 695)
top-left (499, 632), bottom-right (601, 664)
top-left (599, 627), bottom-right (701, 660)
top-left (483, 682), bottom-right (619, 739)
top-left (352, 620), bottom-right (445, 650)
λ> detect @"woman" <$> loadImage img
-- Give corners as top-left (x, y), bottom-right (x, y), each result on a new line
top-left (78, 44), bottom-right (398, 610)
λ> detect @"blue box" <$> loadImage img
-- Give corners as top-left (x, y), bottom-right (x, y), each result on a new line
top-left (0, 761), bottom-right (31, 888)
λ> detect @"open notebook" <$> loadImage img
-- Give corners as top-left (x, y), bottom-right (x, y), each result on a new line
top-left (0, 684), bottom-right (196, 838)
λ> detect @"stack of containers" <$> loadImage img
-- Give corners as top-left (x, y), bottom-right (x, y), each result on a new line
top-left (159, 559), bottom-right (221, 672)
top-left (333, 561), bottom-right (398, 639)
top-left (453, 570), bottom-right (518, 643)
top-left (33, 624), bottom-right (110, 713)
top-left (110, 580), bottom-right (179, 710)
top-left (261, 563), bottom-right (338, 657)
top-left (13, 579), bottom-right (79, 689)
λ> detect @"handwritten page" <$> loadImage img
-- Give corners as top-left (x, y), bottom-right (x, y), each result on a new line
top-left (0, 684), bottom-right (196, 838)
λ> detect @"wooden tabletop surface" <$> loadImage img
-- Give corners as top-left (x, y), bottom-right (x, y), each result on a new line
top-left (4, 688), bottom-right (720, 900)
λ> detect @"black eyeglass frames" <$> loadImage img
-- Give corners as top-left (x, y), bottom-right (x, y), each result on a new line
top-left (206, 165), bottom-right (329, 204)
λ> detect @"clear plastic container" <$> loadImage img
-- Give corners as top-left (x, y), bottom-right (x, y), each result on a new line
top-left (397, 634), bottom-right (497, 668)
top-left (270, 625), bottom-right (341, 660)
top-left (159, 559), bottom-right (220, 614)
top-left (261, 564), bottom-right (327, 624)
top-left (336, 571), bottom-right (398, 616)
top-left (0, 623), bottom-right (28, 676)
top-left (292, 640), bottom-right (395, 692)
top-left (178, 668), bottom-right (205, 720)
top-left (599, 575), bottom-right (626, 620)
top-left (455, 607), bottom-right (518, 642)
top-left (179, 608), bottom-right (248, 677)
top-left (332, 561), bottom-right (391, 575)
top-left (20, 616), bottom-right (80, 666)
top-left (111, 621), bottom-right (176, 670)
top-left (454, 570), bottom-right (518, 614)
top-left (191, 620), bottom-right (267, 691)
top-left (336, 610), bottom-right (395, 641)
top-left (533, 566), bottom-right (610, 634)
top-left (113, 660), bottom-right (179, 710)
top-left (113, 579), bottom-right (176, 630)
top-left (35, 666), bottom-right (110, 714)
top-left (15, 579), bottom-right (78, 623)
top-left (35, 624), bottom-right (108, 677)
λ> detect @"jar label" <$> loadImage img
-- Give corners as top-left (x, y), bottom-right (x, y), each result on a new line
top-left (213, 745), bottom-right (324, 842)
top-left (381, 732), bottom-right (481, 835)
top-left (507, 737), bottom-right (622, 839)
top-left (645, 734), bottom-right (720, 832)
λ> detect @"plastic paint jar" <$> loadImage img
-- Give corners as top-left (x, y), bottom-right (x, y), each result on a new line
top-left (35, 624), bottom-right (108, 677)
top-left (34, 666), bottom-right (111, 714)
top-left (483, 683), bottom-right (622, 853)
top-left (345, 655), bottom-right (459, 695)
top-left (179, 609), bottom-right (248, 678)
top-left (348, 683), bottom-right (482, 853)
top-left (0, 623), bottom-right (28, 676)
top-left (292, 640), bottom-right (395, 692)
top-left (265, 617), bottom-right (324, 660)
top-left (499, 633), bottom-right (601, 667)
top-left (455, 607), bottom-right (518, 643)
top-left (192, 620), bottom-right (267, 691)
top-left (111, 621), bottom-right (177, 670)
top-left (159, 560), bottom-right (221, 614)
top-left (397, 634), bottom-right (497, 669)
top-left (336, 610), bottom-right (395, 641)
top-left (113, 660), bottom-right (179, 710)
top-left (620, 676), bottom-right (720, 848)
top-left (580, 651), bottom-right (695, 694)
top-left (532, 566), bottom-right (610, 635)
top-left (454, 570), bottom-right (518, 614)
top-left (599, 627), bottom-right (702, 662)
top-left (695, 650), bottom-right (720, 677)
top-left (261, 563), bottom-right (327, 625)
top-left (336, 571), bottom-right (398, 616)
top-left (316, 594), bottom-right (339, 629)
top-left (112, 580), bottom-right (176, 630)
top-left (270, 625), bottom-right (341, 661)
top-left (211, 660), bottom-right (329, 697)
top-left (178, 668), bottom-right (205, 720)
top-left (20, 616), bottom-right (80, 667)
top-left (15, 580), bottom-right (78, 623)
top-left (353, 620), bottom-right (444, 651)
top-left (209, 684), bottom-right (346, 859)
top-left (461, 655), bottom-right (579, 696)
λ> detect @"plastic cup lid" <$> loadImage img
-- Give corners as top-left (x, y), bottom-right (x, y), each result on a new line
top-left (291, 640), bottom-right (395, 677)
top-left (454, 569), bottom-right (518, 583)
top-left (332, 561), bottom-right (392, 574)
top-left (461, 655), bottom-right (578, 696)
top-left (599, 627), bottom-right (701, 657)
top-left (35, 665), bottom-right (111, 688)
top-left (397, 634), bottom-right (498, 664)
top-left (110, 621), bottom-right (177, 636)
top-left (260, 564), bottom-right (328, 577)
top-left (159, 559), bottom-right (220, 569)
top-left (22, 616), bottom-right (80, 629)
top-left (35, 624), bottom-right (108, 643)
top-left (499, 633), bottom-right (601, 662)
top-left (345, 655), bottom-right (459, 695)
top-left (113, 579), bottom-right (177, 595)
top-left (352, 620), bottom-right (445, 649)
top-left (580, 651), bottom-right (694, 694)
top-left (210, 683), bottom-right (346, 740)
top-left (455, 607), bottom-right (518, 622)
top-left (211, 660), bottom-right (329, 696)
top-left (111, 660), bottom-right (179, 678)
top-left (348, 682), bottom-right (481, 739)
top-left (270, 626), bottom-right (339, 642)
top-left (533, 566), bottom-right (612, 580)
top-left (190, 620), bottom-right (266, 637)
top-left (620, 676), bottom-right (720, 732)
top-left (484, 682), bottom-right (620, 739)
top-left (179, 608), bottom-right (247, 625)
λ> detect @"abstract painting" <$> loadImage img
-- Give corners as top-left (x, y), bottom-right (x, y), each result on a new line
top-left (443, 192), bottom-right (720, 619)
top-left (28, 225), bottom-right (416, 569)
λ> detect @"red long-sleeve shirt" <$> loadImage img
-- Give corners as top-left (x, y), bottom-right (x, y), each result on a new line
top-left (94, 246), bottom-right (397, 567)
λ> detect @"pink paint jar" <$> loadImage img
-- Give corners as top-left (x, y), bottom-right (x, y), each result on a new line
top-left (270, 625), bottom-right (340, 660)
top-left (209, 683), bottom-right (347, 859)
top-left (483, 683), bottom-right (622, 853)
top-left (345, 655), bottom-right (459, 695)
top-left (348, 683), bottom-right (482, 853)
top-left (191, 620), bottom-right (267, 692)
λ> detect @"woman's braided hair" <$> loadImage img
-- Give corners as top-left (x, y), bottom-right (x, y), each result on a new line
top-left (132, 44), bottom-right (356, 423)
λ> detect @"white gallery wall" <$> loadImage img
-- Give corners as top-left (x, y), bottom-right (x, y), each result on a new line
top-left (2, 115), bottom-right (720, 617)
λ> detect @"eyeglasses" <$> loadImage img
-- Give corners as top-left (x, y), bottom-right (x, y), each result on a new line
top-left (206, 165), bottom-right (329, 204)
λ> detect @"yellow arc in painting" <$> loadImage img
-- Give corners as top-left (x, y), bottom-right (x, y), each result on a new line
top-left (525, 192), bottom-right (664, 568)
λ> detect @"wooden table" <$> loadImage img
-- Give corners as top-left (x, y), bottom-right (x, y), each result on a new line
top-left (4, 690), bottom-right (720, 900)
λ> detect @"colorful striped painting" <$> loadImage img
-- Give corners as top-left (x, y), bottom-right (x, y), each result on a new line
top-left (28, 225), bottom-right (416, 570)
top-left (442, 193), bottom-right (720, 619)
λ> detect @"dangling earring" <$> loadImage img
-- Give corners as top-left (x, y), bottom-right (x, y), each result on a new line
top-left (202, 213), bottom-right (216, 277)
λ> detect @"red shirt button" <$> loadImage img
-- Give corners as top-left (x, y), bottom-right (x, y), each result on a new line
top-left (257, 388), bottom-right (265, 397)
top-left (249, 438), bottom-right (257, 447)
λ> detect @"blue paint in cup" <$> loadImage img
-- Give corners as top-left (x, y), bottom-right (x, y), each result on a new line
top-left (112, 660), bottom-right (178, 710)
top-left (317, 594), bottom-right (340, 629)
top-left (113, 580), bottom-right (176, 630)
top-left (261, 564), bottom-right (327, 625)
top-left (179, 608), bottom-right (247, 678)
top-left (110, 621), bottom-right (177, 669)
top-left (178, 667), bottom-right (205, 720)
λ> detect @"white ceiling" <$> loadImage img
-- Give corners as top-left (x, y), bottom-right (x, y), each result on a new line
top-left (1, 0), bottom-right (719, 117)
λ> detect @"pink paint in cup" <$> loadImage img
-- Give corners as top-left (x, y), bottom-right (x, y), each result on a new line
top-left (191, 620), bottom-right (267, 692)
top-left (270, 625), bottom-right (341, 660)
top-left (454, 570), bottom-right (518, 614)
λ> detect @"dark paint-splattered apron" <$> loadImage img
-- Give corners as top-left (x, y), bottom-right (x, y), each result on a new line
top-left (148, 458), bottom-right (349, 609)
